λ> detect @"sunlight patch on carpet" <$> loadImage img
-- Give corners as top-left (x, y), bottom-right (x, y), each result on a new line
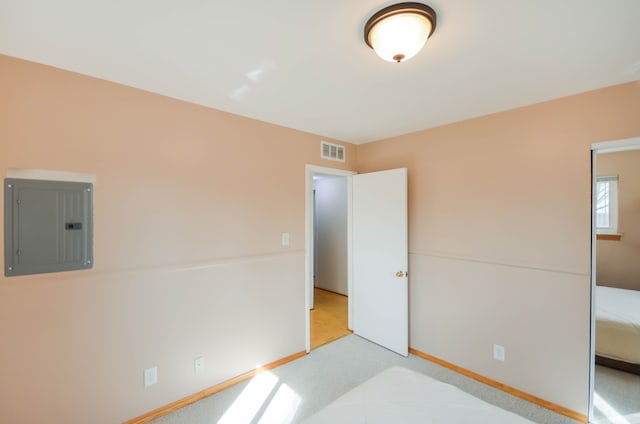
top-left (257, 383), bottom-right (301, 424)
top-left (594, 392), bottom-right (631, 424)
top-left (218, 370), bottom-right (301, 424)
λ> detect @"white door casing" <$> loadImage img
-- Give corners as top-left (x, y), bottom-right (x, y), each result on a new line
top-left (352, 168), bottom-right (409, 356)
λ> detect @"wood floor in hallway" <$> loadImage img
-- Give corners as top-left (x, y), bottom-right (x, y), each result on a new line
top-left (310, 288), bottom-right (350, 349)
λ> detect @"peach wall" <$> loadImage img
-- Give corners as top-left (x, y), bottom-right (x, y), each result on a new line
top-left (597, 150), bottom-right (640, 290)
top-left (0, 54), bottom-right (355, 424)
top-left (356, 81), bottom-right (640, 414)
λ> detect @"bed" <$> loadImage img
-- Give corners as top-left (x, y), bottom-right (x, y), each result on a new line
top-left (302, 366), bottom-right (535, 424)
top-left (595, 286), bottom-right (640, 374)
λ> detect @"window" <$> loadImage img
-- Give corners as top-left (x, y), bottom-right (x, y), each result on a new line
top-left (596, 176), bottom-right (618, 234)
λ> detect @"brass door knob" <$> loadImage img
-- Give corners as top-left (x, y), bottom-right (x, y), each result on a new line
top-left (396, 271), bottom-right (407, 278)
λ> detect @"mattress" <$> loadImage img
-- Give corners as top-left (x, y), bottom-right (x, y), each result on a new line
top-left (595, 286), bottom-right (640, 364)
top-left (596, 286), bottom-right (640, 364)
top-left (302, 366), bottom-right (534, 424)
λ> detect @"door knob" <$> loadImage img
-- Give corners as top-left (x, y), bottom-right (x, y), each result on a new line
top-left (396, 271), bottom-right (407, 278)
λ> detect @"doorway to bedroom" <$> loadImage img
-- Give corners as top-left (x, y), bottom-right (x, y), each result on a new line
top-left (590, 138), bottom-right (640, 424)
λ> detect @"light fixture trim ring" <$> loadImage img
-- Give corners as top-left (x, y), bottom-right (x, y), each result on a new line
top-left (364, 2), bottom-right (437, 49)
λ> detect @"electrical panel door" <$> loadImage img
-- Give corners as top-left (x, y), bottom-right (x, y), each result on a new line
top-left (4, 178), bottom-right (93, 276)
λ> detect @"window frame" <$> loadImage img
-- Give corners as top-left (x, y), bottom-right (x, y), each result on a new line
top-left (595, 175), bottom-right (618, 234)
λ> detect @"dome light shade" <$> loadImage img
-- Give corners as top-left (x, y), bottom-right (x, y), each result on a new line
top-left (364, 3), bottom-right (437, 63)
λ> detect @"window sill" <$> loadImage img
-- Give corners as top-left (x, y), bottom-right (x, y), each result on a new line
top-left (597, 233), bottom-right (622, 241)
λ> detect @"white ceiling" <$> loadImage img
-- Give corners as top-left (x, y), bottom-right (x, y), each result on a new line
top-left (1, 0), bottom-right (639, 144)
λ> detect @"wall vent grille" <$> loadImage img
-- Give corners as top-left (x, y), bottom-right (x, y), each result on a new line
top-left (320, 141), bottom-right (345, 162)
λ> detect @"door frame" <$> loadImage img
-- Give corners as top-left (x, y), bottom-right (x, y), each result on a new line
top-left (589, 136), bottom-right (640, 422)
top-left (305, 165), bottom-right (356, 353)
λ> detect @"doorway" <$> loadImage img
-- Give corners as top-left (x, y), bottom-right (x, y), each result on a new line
top-left (305, 165), bottom-right (355, 352)
top-left (304, 165), bottom-right (409, 355)
top-left (310, 174), bottom-right (351, 349)
top-left (590, 137), bottom-right (640, 424)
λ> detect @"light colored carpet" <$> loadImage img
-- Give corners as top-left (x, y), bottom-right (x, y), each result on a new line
top-left (151, 335), bottom-right (586, 424)
top-left (592, 364), bottom-right (640, 424)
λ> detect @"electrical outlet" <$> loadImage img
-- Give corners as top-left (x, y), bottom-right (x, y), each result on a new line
top-left (144, 366), bottom-right (158, 387)
top-left (493, 344), bottom-right (505, 362)
top-left (194, 356), bottom-right (205, 374)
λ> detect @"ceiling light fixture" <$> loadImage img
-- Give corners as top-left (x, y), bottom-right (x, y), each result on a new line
top-left (364, 2), bottom-right (437, 63)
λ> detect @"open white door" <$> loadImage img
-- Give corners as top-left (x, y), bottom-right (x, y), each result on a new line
top-left (352, 168), bottom-right (408, 356)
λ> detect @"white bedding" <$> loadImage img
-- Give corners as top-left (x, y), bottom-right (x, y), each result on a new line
top-left (596, 286), bottom-right (640, 364)
top-left (302, 366), bottom-right (534, 424)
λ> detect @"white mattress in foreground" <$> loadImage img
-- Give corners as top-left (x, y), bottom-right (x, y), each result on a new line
top-left (596, 286), bottom-right (640, 364)
top-left (302, 366), bottom-right (535, 424)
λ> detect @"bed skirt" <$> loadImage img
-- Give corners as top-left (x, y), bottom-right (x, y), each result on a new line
top-left (596, 355), bottom-right (640, 376)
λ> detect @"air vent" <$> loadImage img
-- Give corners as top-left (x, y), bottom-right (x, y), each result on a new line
top-left (320, 141), bottom-right (345, 162)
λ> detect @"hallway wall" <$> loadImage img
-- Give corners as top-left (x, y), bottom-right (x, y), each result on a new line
top-left (314, 177), bottom-right (348, 295)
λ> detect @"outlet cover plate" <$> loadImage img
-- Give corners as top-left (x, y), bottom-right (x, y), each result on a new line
top-left (194, 356), bottom-right (205, 374)
top-left (144, 366), bottom-right (158, 387)
top-left (493, 344), bottom-right (505, 362)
